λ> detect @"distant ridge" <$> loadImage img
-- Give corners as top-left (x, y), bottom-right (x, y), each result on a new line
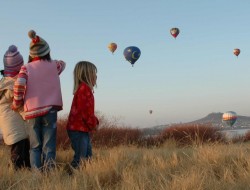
top-left (141, 112), bottom-right (250, 136)
top-left (188, 112), bottom-right (250, 128)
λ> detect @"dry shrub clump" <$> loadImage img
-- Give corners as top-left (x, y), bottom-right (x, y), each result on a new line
top-left (92, 127), bottom-right (142, 148)
top-left (56, 113), bottom-right (143, 149)
top-left (56, 114), bottom-right (226, 149)
top-left (56, 114), bottom-right (70, 149)
top-left (91, 113), bottom-right (143, 148)
top-left (243, 131), bottom-right (250, 142)
top-left (137, 135), bottom-right (164, 148)
top-left (160, 123), bottom-right (223, 146)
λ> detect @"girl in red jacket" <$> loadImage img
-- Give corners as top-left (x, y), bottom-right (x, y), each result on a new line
top-left (67, 61), bottom-right (99, 169)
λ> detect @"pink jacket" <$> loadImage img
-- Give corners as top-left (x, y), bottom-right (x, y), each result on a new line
top-left (24, 60), bottom-right (63, 112)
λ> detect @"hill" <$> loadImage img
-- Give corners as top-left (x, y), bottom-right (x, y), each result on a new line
top-left (141, 112), bottom-right (250, 136)
top-left (188, 112), bottom-right (250, 128)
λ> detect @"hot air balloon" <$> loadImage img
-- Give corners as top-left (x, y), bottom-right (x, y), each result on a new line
top-left (222, 111), bottom-right (237, 128)
top-left (108, 43), bottom-right (117, 54)
top-left (170, 28), bottom-right (180, 39)
top-left (233, 48), bottom-right (240, 57)
top-left (123, 46), bottom-right (141, 66)
top-left (149, 110), bottom-right (153, 114)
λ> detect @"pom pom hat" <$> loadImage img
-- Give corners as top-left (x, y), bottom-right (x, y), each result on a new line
top-left (3, 45), bottom-right (24, 72)
top-left (28, 30), bottom-right (50, 58)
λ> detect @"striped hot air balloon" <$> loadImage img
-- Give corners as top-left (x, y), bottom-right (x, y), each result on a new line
top-left (222, 111), bottom-right (237, 128)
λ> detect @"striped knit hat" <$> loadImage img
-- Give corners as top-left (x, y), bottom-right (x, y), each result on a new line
top-left (3, 45), bottom-right (24, 73)
top-left (28, 30), bottom-right (50, 58)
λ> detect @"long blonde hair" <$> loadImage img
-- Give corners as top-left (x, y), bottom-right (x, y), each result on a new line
top-left (73, 61), bottom-right (97, 94)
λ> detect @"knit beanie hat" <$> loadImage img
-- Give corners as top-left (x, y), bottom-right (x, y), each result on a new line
top-left (3, 45), bottom-right (24, 73)
top-left (28, 30), bottom-right (50, 58)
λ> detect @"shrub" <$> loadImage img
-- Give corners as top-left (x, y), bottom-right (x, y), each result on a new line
top-left (243, 131), bottom-right (250, 142)
top-left (56, 114), bottom-right (225, 149)
top-left (137, 135), bottom-right (164, 148)
top-left (92, 127), bottom-right (142, 148)
top-left (56, 114), bottom-right (70, 149)
top-left (56, 113), bottom-right (143, 149)
top-left (159, 123), bottom-right (223, 146)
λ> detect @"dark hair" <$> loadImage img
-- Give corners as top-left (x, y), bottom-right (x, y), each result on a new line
top-left (0, 70), bottom-right (4, 76)
top-left (28, 52), bottom-right (51, 63)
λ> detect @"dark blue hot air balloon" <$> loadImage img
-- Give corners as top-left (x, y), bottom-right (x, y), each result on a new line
top-left (123, 46), bottom-right (141, 66)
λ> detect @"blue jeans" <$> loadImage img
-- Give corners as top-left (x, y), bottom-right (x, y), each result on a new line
top-left (28, 109), bottom-right (57, 170)
top-left (67, 130), bottom-right (92, 168)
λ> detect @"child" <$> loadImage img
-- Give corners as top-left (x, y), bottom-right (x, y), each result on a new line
top-left (0, 45), bottom-right (30, 169)
top-left (67, 61), bottom-right (99, 169)
top-left (12, 30), bottom-right (66, 170)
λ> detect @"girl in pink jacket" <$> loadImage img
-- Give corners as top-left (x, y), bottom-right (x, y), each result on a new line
top-left (12, 30), bottom-right (66, 170)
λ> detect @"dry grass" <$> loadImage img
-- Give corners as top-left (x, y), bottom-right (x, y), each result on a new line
top-left (2, 116), bottom-right (250, 189)
top-left (1, 142), bottom-right (250, 189)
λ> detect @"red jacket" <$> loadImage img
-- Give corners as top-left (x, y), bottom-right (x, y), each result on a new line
top-left (67, 82), bottom-right (99, 132)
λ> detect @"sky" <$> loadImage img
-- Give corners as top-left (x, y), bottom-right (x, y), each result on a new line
top-left (0, 0), bottom-right (250, 128)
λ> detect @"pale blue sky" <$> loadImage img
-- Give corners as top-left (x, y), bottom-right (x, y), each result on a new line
top-left (0, 1), bottom-right (250, 127)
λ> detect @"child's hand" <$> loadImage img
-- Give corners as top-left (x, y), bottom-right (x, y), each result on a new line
top-left (96, 117), bottom-right (99, 125)
top-left (11, 104), bottom-right (23, 112)
top-left (11, 104), bottom-right (17, 111)
top-left (92, 125), bottom-right (98, 131)
top-left (90, 117), bottom-right (99, 131)
top-left (95, 125), bottom-right (99, 131)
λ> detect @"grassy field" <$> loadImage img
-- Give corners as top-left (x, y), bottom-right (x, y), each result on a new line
top-left (1, 141), bottom-right (250, 189)
top-left (1, 116), bottom-right (250, 189)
